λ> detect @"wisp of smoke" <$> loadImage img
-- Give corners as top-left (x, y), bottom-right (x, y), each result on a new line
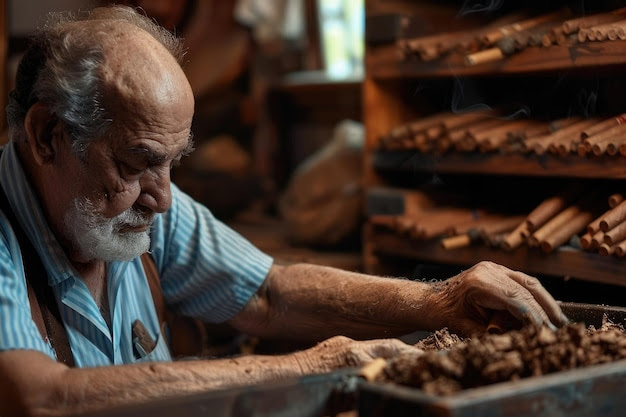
top-left (458, 0), bottom-right (504, 16)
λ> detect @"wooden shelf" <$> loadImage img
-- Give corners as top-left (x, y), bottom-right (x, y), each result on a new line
top-left (362, 1), bottom-right (626, 299)
top-left (373, 150), bottom-right (626, 179)
top-left (367, 41), bottom-right (626, 80)
top-left (365, 225), bottom-right (626, 287)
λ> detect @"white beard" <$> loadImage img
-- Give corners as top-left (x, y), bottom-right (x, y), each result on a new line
top-left (63, 197), bottom-right (153, 262)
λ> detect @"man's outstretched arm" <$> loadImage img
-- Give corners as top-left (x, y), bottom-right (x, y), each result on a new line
top-left (0, 336), bottom-right (418, 416)
top-left (229, 260), bottom-right (569, 341)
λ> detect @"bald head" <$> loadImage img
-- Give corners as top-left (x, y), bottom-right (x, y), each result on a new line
top-left (98, 21), bottom-right (194, 134)
top-left (6, 5), bottom-right (192, 157)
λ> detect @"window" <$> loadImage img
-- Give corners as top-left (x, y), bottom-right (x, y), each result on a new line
top-left (318, 0), bottom-right (364, 79)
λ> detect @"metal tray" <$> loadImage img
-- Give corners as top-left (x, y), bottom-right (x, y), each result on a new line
top-left (358, 302), bottom-right (626, 417)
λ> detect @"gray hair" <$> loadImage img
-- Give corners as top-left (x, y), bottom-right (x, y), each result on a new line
top-left (6, 5), bottom-right (186, 158)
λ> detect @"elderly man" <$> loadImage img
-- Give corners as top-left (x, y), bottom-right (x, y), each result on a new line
top-left (0, 5), bottom-right (567, 416)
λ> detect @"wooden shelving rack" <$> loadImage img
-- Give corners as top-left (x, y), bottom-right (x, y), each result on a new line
top-left (362, 0), bottom-right (626, 292)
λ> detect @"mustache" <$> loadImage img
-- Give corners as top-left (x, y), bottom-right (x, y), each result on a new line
top-left (75, 198), bottom-right (154, 230)
top-left (112, 208), bottom-right (154, 231)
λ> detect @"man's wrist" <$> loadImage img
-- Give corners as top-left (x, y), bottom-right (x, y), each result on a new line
top-left (418, 280), bottom-right (450, 331)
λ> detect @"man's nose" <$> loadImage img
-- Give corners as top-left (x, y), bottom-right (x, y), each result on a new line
top-left (136, 167), bottom-right (172, 213)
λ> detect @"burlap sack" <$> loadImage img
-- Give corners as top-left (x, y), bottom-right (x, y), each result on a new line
top-left (279, 120), bottom-right (364, 246)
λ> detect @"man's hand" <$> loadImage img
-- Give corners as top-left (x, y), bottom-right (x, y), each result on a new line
top-left (292, 335), bottom-right (422, 374)
top-left (426, 261), bottom-right (569, 336)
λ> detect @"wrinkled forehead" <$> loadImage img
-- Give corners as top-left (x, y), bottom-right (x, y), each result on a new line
top-left (96, 22), bottom-right (193, 112)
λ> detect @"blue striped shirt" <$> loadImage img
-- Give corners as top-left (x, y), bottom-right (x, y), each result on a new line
top-left (0, 141), bottom-right (273, 367)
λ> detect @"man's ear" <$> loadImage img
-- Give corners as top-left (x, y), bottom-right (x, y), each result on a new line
top-left (24, 102), bottom-right (62, 165)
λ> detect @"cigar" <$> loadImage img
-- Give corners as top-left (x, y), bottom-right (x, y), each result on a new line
top-left (451, 213), bottom-right (506, 235)
top-left (455, 119), bottom-right (510, 150)
top-left (403, 30), bottom-right (477, 61)
top-left (591, 229), bottom-right (606, 248)
top-left (592, 138), bottom-right (619, 156)
top-left (599, 200), bottom-right (626, 232)
top-left (578, 28), bottom-right (593, 42)
top-left (501, 221), bottom-right (529, 251)
top-left (555, 32), bottom-right (580, 46)
top-left (441, 230), bottom-right (481, 250)
top-left (407, 113), bottom-right (456, 139)
top-left (598, 242), bottom-right (617, 256)
top-left (561, 7), bottom-right (626, 35)
top-left (587, 207), bottom-right (615, 234)
top-left (582, 123), bottom-right (626, 155)
top-left (447, 110), bottom-right (500, 129)
top-left (579, 231), bottom-right (594, 249)
top-left (479, 215), bottom-right (527, 238)
top-left (526, 119), bottom-right (591, 155)
top-left (610, 132), bottom-right (626, 156)
top-left (608, 140), bottom-right (625, 155)
top-left (541, 31), bottom-right (558, 47)
top-left (526, 23), bottom-right (563, 47)
top-left (545, 119), bottom-right (600, 155)
top-left (581, 114), bottom-right (626, 139)
top-left (475, 119), bottom-right (535, 152)
top-left (577, 143), bottom-right (590, 156)
top-left (478, 134), bottom-right (509, 152)
top-left (482, 8), bottom-right (573, 46)
top-left (609, 193), bottom-right (624, 208)
top-left (540, 210), bottom-right (594, 253)
top-left (379, 124), bottom-right (415, 149)
top-left (525, 194), bottom-right (571, 231)
top-left (588, 20), bottom-right (626, 41)
top-left (604, 219), bottom-right (626, 245)
top-left (465, 47), bottom-right (505, 66)
top-left (412, 208), bottom-right (482, 240)
top-left (505, 119), bottom-right (547, 142)
top-left (528, 206), bottom-right (581, 247)
top-left (519, 118), bottom-right (580, 152)
top-left (614, 239), bottom-right (626, 257)
top-left (443, 214), bottom-right (524, 249)
top-left (456, 119), bottom-right (510, 151)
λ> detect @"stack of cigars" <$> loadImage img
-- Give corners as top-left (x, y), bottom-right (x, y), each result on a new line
top-left (398, 6), bottom-right (626, 66)
top-left (379, 111), bottom-right (626, 157)
top-left (371, 190), bottom-right (626, 257)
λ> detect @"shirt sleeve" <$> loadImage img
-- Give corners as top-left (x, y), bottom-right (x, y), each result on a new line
top-left (148, 183), bottom-right (274, 323)
top-left (0, 217), bottom-right (55, 358)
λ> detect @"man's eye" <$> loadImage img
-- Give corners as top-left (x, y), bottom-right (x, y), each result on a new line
top-left (123, 163), bottom-right (145, 176)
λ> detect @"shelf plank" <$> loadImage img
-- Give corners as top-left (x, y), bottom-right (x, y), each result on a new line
top-left (367, 226), bottom-right (626, 287)
top-left (373, 150), bottom-right (626, 179)
top-left (367, 41), bottom-right (626, 80)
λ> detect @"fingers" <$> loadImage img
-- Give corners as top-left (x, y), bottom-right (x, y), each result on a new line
top-left (470, 262), bottom-right (566, 330)
top-left (507, 269), bottom-right (569, 327)
top-left (308, 336), bottom-right (422, 370)
top-left (345, 338), bottom-right (421, 367)
top-left (500, 294), bottom-right (553, 330)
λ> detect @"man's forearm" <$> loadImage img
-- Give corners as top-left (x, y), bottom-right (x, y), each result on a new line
top-left (1, 349), bottom-right (314, 416)
top-left (230, 263), bottom-right (439, 342)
